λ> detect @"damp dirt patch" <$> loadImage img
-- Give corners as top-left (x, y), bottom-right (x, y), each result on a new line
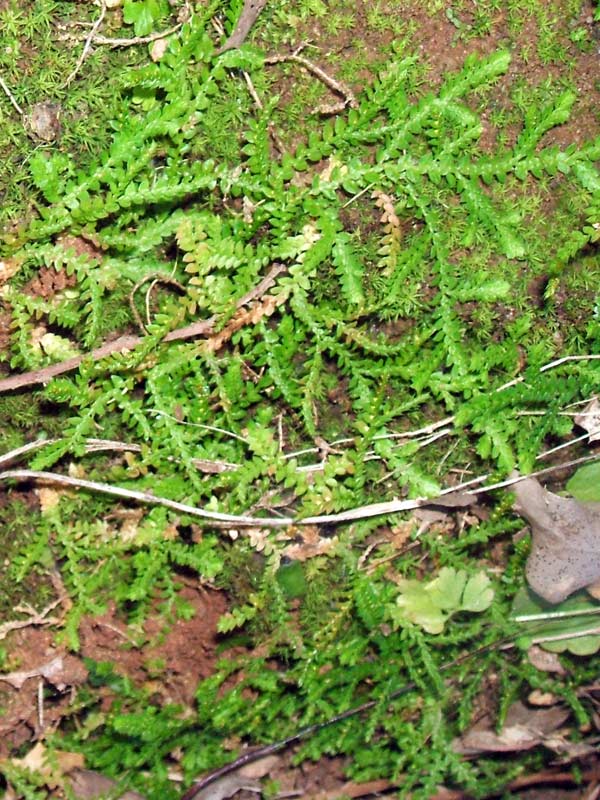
top-left (78, 583), bottom-right (228, 709)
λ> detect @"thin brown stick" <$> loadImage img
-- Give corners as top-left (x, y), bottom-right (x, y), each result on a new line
top-left (0, 334), bottom-right (142, 394)
top-left (90, 22), bottom-right (184, 48)
top-left (265, 47), bottom-right (358, 112)
top-left (217, 0), bottom-right (268, 53)
top-left (0, 264), bottom-right (286, 394)
top-left (540, 353), bottom-right (600, 372)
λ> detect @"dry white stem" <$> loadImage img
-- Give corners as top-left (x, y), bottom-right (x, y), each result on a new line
top-left (151, 412), bottom-right (249, 444)
top-left (495, 376), bottom-right (522, 393)
top-left (243, 69), bottom-right (263, 109)
top-left (540, 354), bottom-right (600, 372)
top-left (285, 416), bottom-right (455, 461)
top-left (129, 272), bottom-right (185, 334)
top-left (37, 678), bottom-right (45, 731)
top-left (514, 607), bottom-right (600, 623)
top-left (564, 395), bottom-right (599, 410)
top-left (0, 437), bottom-right (238, 474)
top-left (0, 74), bottom-right (23, 116)
top-left (529, 627), bottom-right (600, 647)
top-left (64, 0), bottom-right (107, 87)
top-left (60, 1), bottom-right (188, 87)
top-left (536, 431), bottom-right (592, 460)
top-left (0, 437), bottom-right (596, 532)
top-left (0, 468), bottom-right (293, 527)
top-left (342, 184), bottom-right (376, 208)
top-left (211, 16), bottom-right (225, 37)
top-left (295, 428), bottom-right (451, 475)
top-left (0, 439), bottom-right (51, 468)
top-left (497, 355), bottom-right (600, 395)
top-left (376, 417), bottom-right (455, 440)
top-left (0, 456), bottom-right (597, 529)
top-left (477, 454), bottom-right (600, 494)
top-left (96, 621), bottom-right (138, 645)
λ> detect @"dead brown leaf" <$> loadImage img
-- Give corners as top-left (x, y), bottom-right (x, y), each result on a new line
top-left (453, 701), bottom-right (570, 755)
top-left (575, 397), bottom-right (600, 442)
top-left (185, 755), bottom-right (279, 800)
top-left (527, 645), bottom-right (567, 675)
top-left (358, 521), bottom-right (415, 570)
top-left (0, 637), bottom-right (86, 753)
top-left (282, 526), bottom-right (338, 561)
top-left (9, 742), bottom-right (85, 791)
top-left (68, 769), bottom-right (145, 800)
top-left (528, 689), bottom-right (559, 707)
top-left (0, 257), bottom-right (22, 288)
top-left (0, 654), bottom-right (87, 690)
top-left (11, 741), bottom-right (49, 773)
top-left (512, 476), bottom-right (600, 603)
top-left (26, 101), bottom-right (62, 142)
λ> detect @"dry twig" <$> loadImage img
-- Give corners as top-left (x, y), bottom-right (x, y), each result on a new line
top-left (58, 0), bottom-right (190, 86)
top-left (0, 455), bottom-right (597, 531)
top-left (0, 263), bottom-right (286, 394)
top-left (0, 73), bottom-right (24, 116)
top-left (0, 436), bottom-right (238, 474)
top-left (88, 22), bottom-right (184, 48)
top-left (265, 45), bottom-right (358, 114)
top-left (217, 0), bottom-right (268, 53)
top-left (0, 469), bottom-right (294, 528)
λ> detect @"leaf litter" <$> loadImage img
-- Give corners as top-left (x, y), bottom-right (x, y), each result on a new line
top-left (512, 476), bottom-right (600, 604)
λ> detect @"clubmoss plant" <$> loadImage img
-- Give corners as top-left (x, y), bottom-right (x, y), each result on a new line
top-left (1, 0), bottom-right (600, 797)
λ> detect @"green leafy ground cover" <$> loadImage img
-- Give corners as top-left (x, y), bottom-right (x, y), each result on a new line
top-left (0, 0), bottom-right (600, 797)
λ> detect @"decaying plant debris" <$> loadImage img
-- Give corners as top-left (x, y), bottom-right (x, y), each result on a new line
top-left (513, 477), bottom-right (600, 604)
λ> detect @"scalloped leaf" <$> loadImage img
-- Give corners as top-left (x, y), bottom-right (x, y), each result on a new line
top-left (392, 567), bottom-right (493, 634)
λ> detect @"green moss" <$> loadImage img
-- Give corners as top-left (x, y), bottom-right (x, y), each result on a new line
top-left (0, 501), bottom-right (55, 618)
top-left (0, 1), bottom-right (153, 225)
